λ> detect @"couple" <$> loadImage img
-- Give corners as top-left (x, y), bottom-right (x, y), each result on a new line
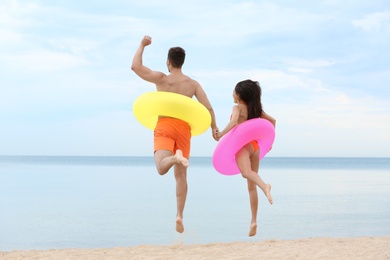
top-left (131, 36), bottom-right (276, 237)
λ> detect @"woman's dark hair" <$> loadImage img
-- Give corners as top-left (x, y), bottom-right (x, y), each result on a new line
top-left (168, 47), bottom-right (185, 68)
top-left (234, 79), bottom-right (263, 119)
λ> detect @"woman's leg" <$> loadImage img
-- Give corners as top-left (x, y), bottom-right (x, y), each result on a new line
top-left (248, 149), bottom-right (260, 236)
top-left (236, 144), bottom-right (273, 204)
top-left (247, 179), bottom-right (258, 236)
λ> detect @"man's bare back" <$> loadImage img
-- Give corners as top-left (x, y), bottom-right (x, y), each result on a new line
top-left (155, 72), bottom-right (201, 99)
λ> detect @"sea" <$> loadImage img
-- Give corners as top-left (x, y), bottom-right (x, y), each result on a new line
top-left (0, 156), bottom-right (389, 251)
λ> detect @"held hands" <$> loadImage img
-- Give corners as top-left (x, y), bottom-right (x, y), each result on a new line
top-left (141, 35), bottom-right (152, 47)
top-left (215, 131), bottom-right (222, 141)
top-left (213, 129), bottom-right (222, 141)
top-left (212, 127), bottom-right (220, 141)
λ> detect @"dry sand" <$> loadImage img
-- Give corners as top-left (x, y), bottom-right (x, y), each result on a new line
top-left (1, 237), bottom-right (390, 260)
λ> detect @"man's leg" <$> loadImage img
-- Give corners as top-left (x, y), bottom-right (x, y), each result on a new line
top-left (154, 150), bottom-right (188, 175)
top-left (174, 163), bottom-right (187, 233)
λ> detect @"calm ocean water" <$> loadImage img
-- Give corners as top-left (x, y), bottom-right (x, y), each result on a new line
top-left (0, 156), bottom-right (389, 251)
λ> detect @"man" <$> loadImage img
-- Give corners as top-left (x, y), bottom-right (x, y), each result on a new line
top-left (131, 35), bottom-right (218, 233)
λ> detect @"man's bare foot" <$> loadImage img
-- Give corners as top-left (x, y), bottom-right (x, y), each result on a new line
top-left (176, 217), bottom-right (184, 233)
top-left (249, 223), bottom-right (257, 237)
top-left (264, 184), bottom-right (273, 204)
top-left (174, 150), bottom-right (189, 167)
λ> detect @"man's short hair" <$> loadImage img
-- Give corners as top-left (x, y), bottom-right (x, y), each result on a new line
top-left (168, 47), bottom-right (185, 68)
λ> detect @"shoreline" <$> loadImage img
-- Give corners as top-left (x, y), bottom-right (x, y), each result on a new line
top-left (2, 236), bottom-right (390, 260)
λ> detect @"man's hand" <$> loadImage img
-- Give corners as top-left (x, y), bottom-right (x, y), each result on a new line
top-left (141, 35), bottom-right (152, 47)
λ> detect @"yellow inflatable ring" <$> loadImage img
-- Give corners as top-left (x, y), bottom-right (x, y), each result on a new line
top-left (133, 91), bottom-right (211, 136)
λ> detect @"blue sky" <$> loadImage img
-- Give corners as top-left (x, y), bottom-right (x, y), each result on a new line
top-left (1, 0), bottom-right (389, 157)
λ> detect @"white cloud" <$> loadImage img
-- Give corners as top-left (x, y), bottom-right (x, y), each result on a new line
top-left (352, 11), bottom-right (390, 32)
top-left (194, 68), bottom-right (323, 94)
top-left (48, 38), bottom-right (100, 57)
top-left (2, 50), bottom-right (89, 72)
top-left (0, 28), bottom-right (22, 43)
top-left (0, 0), bottom-right (40, 44)
top-left (0, 0), bottom-right (40, 25)
top-left (0, 0), bottom-right (152, 48)
top-left (0, 110), bottom-right (143, 156)
top-left (287, 58), bottom-right (337, 67)
top-left (141, 2), bottom-right (336, 46)
top-left (288, 67), bottom-right (312, 73)
top-left (286, 58), bottom-right (337, 74)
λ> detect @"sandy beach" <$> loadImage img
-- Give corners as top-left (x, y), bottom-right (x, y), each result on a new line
top-left (1, 237), bottom-right (389, 260)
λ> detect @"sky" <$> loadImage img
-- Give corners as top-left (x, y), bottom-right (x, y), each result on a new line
top-left (1, 0), bottom-right (389, 157)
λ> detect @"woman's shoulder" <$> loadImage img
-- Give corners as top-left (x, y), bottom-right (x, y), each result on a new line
top-left (232, 104), bottom-right (244, 112)
top-left (233, 104), bottom-right (246, 109)
top-left (236, 104), bottom-right (248, 112)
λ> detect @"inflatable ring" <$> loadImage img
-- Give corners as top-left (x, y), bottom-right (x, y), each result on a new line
top-left (212, 118), bottom-right (275, 175)
top-left (133, 91), bottom-right (211, 136)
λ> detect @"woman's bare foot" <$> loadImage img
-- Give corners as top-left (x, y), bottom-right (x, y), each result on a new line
top-left (176, 217), bottom-right (184, 233)
top-left (249, 223), bottom-right (257, 237)
top-left (264, 184), bottom-right (273, 204)
top-left (174, 150), bottom-right (189, 167)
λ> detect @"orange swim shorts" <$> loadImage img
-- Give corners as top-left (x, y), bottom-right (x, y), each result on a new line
top-left (154, 117), bottom-right (191, 159)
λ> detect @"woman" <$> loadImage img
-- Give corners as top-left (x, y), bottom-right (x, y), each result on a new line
top-left (216, 79), bottom-right (276, 236)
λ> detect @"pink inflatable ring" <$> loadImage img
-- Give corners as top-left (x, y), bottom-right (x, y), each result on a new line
top-left (212, 118), bottom-right (275, 175)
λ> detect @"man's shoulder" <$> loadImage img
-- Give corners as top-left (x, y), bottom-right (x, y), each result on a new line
top-left (170, 74), bottom-right (201, 88)
top-left (184, 75), bottom-right (201, 88)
